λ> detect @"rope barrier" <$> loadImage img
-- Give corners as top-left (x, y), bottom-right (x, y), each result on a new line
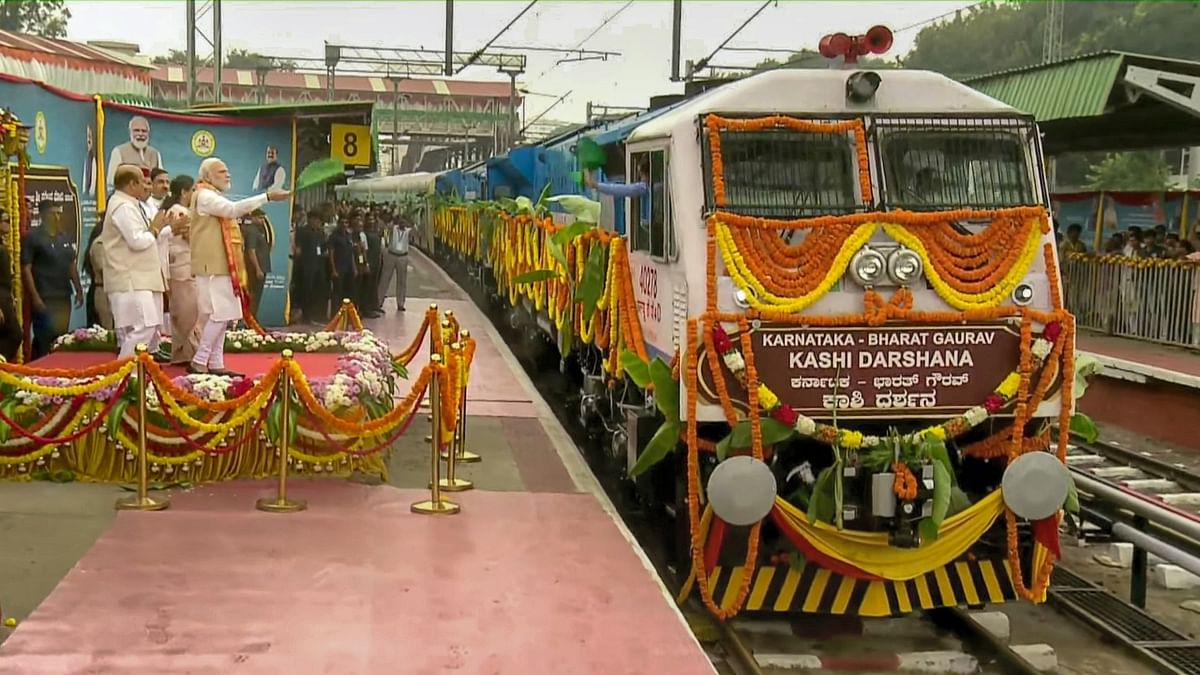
top-left (0, 307), bottom-right (479, 515)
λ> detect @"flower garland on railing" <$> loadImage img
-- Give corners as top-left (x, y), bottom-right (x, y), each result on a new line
top-left (1066, 251), bottom-right (1200, 269)
top-left (0, 310), bottom-right (482, 480)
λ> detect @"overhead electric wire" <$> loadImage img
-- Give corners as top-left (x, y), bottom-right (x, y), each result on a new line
top-left (690, 0), bottom-right (777, 74)
top-left (530, 0), bottom-right (634, 82)
top-left (457, 0), bottom-right (539, 73)
top-left (701, 0), bottom-right (987, 79)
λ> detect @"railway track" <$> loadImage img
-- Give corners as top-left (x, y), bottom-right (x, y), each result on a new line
top-left (706, 608), bottom-right (1050, 675)
top-left (1048, 432), bottom-right (1200, 674)
top-left (1057, 434), bottom-right (1200, 511)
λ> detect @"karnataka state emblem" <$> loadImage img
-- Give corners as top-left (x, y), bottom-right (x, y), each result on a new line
top-left (191, 129), bottom-right (216, 157)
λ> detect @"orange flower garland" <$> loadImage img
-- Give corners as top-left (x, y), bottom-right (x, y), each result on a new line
top-left (892, 462), bottom-right (918, 501)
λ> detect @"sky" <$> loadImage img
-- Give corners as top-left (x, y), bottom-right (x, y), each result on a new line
top-left (65, 1), bottom-right (976, 123)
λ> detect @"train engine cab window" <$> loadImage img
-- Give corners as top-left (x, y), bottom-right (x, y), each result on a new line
top-left (705, 126), bottom-right (861, 219)
top-left (629, 150), bottom-right (675, 260)
top-left (878, 125), bottom-right (1037, 211)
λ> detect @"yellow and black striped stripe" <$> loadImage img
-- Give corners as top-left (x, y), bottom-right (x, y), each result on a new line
top-left (705, 558), bottom-right (1017, 617)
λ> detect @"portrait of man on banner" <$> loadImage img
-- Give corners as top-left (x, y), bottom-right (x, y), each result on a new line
top-left (106, 115), bottom-right (164, 186)
top-left (252, 145), bottom-right (287, 191)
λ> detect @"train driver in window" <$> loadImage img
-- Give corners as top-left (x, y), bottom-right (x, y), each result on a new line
top-left (584, 158), bottom-right (651, 238)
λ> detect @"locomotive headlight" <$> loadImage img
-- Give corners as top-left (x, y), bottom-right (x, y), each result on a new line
top-left (849, 247), bottom-right (886, 286)
top-left (887, 248), bottom-right (924, 285)
top-left (1012, 283), bottom-right (1035, 306)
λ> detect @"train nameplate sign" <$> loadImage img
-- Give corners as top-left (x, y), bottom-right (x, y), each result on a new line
top-left (696, 323), bottom-right (1023, 419)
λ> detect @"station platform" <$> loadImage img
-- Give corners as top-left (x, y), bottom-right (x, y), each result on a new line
top-left (0, 253), bottom-right (715, 674)
top-left (1075, 332), bottom-right (1200, 451)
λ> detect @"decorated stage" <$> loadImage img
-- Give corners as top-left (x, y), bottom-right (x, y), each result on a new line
top-left (0, 304), bottom-right (456, 487)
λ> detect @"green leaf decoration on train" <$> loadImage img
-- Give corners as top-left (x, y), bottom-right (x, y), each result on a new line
top-left (621, 350), bottom-right (683, 479)
top-left (715, 418), bottom-right (796, 462)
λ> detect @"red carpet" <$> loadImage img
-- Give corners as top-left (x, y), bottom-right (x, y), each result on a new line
top-left (0, 482), bottom-right (715, 674)
top-left (31, 351), bottom-right (343, 379)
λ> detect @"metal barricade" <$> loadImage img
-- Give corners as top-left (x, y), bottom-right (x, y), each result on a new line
top-left (1062, 254), bottom-right (1200, 349)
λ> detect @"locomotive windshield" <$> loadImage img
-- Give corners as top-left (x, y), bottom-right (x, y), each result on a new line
top-left (714, 129), bottom-right (860, 218)
top-left (878, 127), bottom-right (1036, 211)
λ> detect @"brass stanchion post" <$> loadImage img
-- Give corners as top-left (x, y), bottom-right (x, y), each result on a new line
top-left (454, 329), bottom-right (481, 464)
top-left (413, 354), bottom-right (460, 515)
top-left (428, 318), bottom-right (453, 443)
top-left (436, 342), bottom-right (473, 492)
top-left (257, 350), bottom-right (307, 513)
top-left (116, 344), bottom-right (169, 511)
top-left (421, 303), bottom-right (438, 420)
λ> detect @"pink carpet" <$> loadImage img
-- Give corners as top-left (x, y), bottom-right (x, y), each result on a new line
top-left (31, 350), bottom-right (343, 380)
top-left (0, 482), bottom-right (712, 674)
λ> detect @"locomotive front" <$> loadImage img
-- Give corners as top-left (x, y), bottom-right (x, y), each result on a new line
top-left (649, 55), bottom-right (1076, 618)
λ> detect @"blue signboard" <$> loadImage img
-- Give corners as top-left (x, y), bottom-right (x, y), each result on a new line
top-left (100, 104), bottom-right (294, 326)
top-left (0, 75), bottom-right (297, 328)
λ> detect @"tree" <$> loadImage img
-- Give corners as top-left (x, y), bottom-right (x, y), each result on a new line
top-left (0, 0), bottom-right (70, 38)
top-left (1086, 151), bottom-right (1172, 192)
top-left (152, 48), bottom-right (296, 71)
top-left (902, 1), bottom-right (1200, 78)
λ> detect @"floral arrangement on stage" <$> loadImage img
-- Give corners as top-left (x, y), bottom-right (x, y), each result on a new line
top-left (47, 327), bottom-right (396, 411)
top-left (0, 315), bottom-right (433, 482)
top-left (54, 326), bottom-right (367, 355)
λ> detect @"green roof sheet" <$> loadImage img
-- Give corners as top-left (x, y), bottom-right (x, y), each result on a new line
top-left (965, 52), bottom-right (1125, 121)
top-left (965, 50), bottom-right (1200, 124)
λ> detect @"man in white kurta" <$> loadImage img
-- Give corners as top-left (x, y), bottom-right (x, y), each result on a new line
top-left (101, 165), bottom-right (177, 360)
top-left (188, 157), bottom-right (288, 377)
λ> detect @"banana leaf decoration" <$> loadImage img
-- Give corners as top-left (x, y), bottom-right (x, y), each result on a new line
top-left (546, 195), bottom-right (601, 223)
top-left (575, 137), bottom-right (606, 170)
top-left (295, 158), bottom-right (345, 192)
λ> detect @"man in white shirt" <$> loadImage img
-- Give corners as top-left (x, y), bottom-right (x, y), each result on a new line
top-left (188, 157), bottom-right (289, 377)
top-left (375, 214), bottom-right (411, 312)
top-left (101, 165), bottom-right (181, 360)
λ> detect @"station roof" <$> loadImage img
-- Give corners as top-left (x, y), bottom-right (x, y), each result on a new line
top-left (0, 29), bottom-right (150, 95)
top-left (153, 66), bottom-right (517, 100)
top-left (965, 51), bottom-right (1200, 153)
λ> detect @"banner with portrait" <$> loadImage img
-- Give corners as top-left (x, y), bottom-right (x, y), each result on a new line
top-left (100, 104), bottom-right (294, 327)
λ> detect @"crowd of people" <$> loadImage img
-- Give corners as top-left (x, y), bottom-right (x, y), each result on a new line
top-left (288, 200), bottom-right (413, 325)
top-left (1057, 221), bottom-right (1200, 261)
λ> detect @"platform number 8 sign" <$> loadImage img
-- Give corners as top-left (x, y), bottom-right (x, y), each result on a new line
top-left (331, 123), bottom-right (371, 167)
